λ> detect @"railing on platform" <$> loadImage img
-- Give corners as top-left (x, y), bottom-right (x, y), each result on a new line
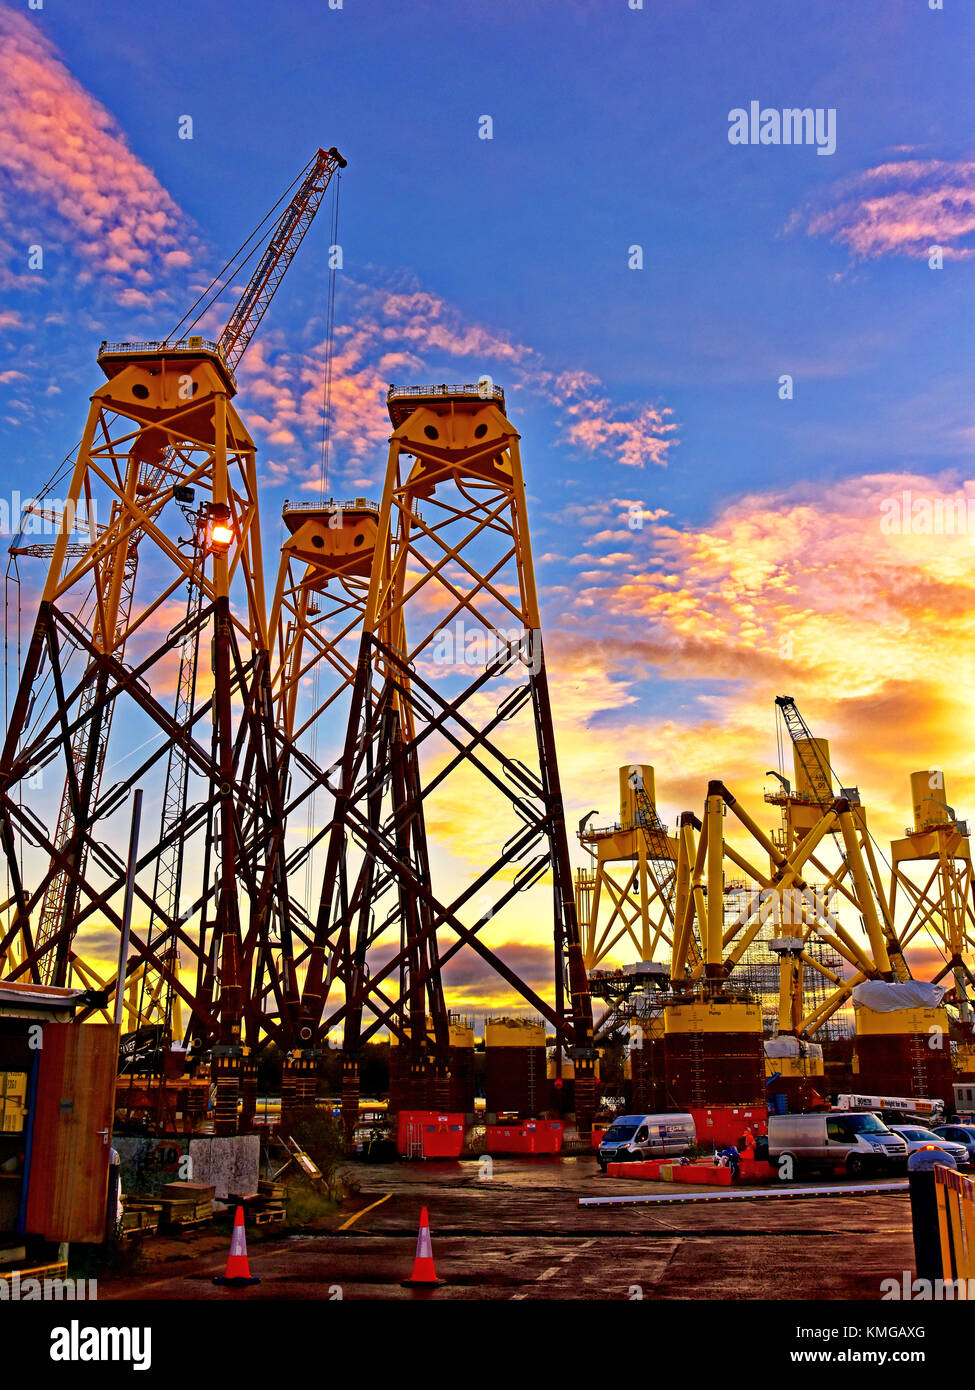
top-left (387, 382), bottom-right (506, 405)
top-left (282, 497), bottom-right (379, 514)
top-left (97, 338), bottom-right (238, 390)
top-left (579, 818), bottom-right (671, 841)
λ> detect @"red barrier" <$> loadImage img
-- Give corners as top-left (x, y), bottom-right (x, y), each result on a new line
top-left (486, 1120), bottom-right (563, 1154)
top-left (605, 1159), bottom-right (734, 1185)
top-left (739, 1157), bottom-right (777, 1183)
top-left (607, 1160), bottom-right (665, 1178)
top-left (672, 1163), bottom-right (733, 1186)
top-left (591, 1122), bottom-right (612, 1151)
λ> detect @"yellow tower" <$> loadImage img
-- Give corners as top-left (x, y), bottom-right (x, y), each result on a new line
top-left (889, 770), bottom-right (975, 1078)
top-left (296, 384), bottom-right (596, 1138)
top-left (0, 338), bottom-right (278, 1131)
top-left (265, 497), bottom-right (380, 1115)
top-left (575, 764), bottom-right (679, 970)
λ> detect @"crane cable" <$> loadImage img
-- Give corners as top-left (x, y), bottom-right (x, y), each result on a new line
top-left (305, 169), bottom-right (342, 910)
top-left (167, 153), bottom-right (318, 344)
top-left (319, 169), bottom-right (341, 502)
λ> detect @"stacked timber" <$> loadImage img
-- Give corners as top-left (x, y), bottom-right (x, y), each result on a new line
top-left (159, 1181), bottom-right (215, 1229)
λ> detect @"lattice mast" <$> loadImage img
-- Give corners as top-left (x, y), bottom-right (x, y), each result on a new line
top-left (294, 385), bottom-right (596, 1139)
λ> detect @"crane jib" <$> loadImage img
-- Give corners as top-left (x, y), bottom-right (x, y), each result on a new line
top-left (218, 147), bottom-right (345, 372)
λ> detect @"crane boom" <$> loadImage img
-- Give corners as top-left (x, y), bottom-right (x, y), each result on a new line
top-left (218, 146), bottom-right (346, 370)
top-left (774, 694), bottom-right (911, 982)
top-left (775, 695), bottom-right (835, 804)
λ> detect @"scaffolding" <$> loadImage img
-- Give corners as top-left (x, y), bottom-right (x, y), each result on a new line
top-left (733, 885), bottom-right (851, 1040)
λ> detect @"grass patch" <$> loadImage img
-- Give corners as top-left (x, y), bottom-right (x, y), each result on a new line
top-left (284, 1176), bottom-right (343, 1227)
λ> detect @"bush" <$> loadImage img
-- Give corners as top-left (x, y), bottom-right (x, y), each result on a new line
top-left (288, 1108), bottom-right (354, 1203)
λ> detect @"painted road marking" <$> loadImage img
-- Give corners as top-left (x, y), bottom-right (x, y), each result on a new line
top-left (508, 1238), bottom-right (603, 1299)
top-left (338, 1192), bottom-right (392, 1230)
top-left (580, 1179), bottom-right (908, 1207)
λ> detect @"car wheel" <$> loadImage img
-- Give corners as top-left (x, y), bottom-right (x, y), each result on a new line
top-left (846, 1154), bottom-right (866, 1178)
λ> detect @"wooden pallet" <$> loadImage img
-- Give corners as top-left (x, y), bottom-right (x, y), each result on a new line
top-left (161, 1197), bottom-right (213, 1225)
top-left (164, 1214), bottom-right (212, 1231)
top-left (249, 1207), bottom-right (285, 1226)
top-left (120, 1221), bottom-right (159, 1240)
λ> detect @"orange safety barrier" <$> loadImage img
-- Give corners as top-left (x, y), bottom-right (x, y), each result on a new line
top-left (739, 1157), bottom-right (777, 1183)
top-left (673, 1163), bottom-right (733, 1186)
top-left (605, 1160), bottom-right (661, 1179)
top-left (606, 1159), bottom-right (735, 1185)
top-left (606, 1160), bottom-right (665, 1178)
top-left (934, 1163), bottom-right (975, 1280)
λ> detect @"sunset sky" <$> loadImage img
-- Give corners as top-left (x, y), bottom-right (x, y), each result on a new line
top-left (0, 0), bottom-right (973, 1014)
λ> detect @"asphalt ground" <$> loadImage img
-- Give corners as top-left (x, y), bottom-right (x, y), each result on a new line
top-left (101, 1155), bottom-right (915, 1301)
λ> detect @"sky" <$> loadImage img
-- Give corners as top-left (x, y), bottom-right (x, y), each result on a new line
top-left (0, 0), bottom-right (973, 1015)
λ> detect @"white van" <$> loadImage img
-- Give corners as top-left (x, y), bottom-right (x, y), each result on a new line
top-left (597, 1113), bottom-right (695, 1171)
top-left (767, 1111), bottom-right (908, 1179)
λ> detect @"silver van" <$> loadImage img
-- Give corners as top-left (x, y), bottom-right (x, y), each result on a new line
top-left (767, 1110), bottom-right (908, 1178)
top-left (597, 1113), bottom-right (695, 1171)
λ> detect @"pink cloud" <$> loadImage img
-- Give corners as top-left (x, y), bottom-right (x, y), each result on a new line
top-left (238, 280), bottom-right (680, 486)
top-left (792, 158), bottom-right (975, 260)
top-left (0, 7), bottom-right (198, 291)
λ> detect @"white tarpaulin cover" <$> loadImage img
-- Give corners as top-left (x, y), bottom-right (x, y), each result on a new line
top-left (852, 980), bottom-right (945, 1013)
top-left (764, 1037), bottom-right (824, 1060)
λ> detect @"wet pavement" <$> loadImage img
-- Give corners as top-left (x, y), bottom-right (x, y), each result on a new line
top-left (102, 1155), bottom-right (915, 1301)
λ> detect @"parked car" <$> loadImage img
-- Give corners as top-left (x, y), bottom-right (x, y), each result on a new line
top-left (889, 1124), bottom-right (970, 1168)
top-left (932, 1123), bottom-right (975, 1162)
top-left (596, 1113), bottom-right (695, 1171)
top-left (767, 1110), bottom-right (908, 1178)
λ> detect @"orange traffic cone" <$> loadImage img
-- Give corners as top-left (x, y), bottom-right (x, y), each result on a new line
top-left (402, 1206), bottom-right (439, 1286)
top-left (213, 1205), bottom-right (261, 1287)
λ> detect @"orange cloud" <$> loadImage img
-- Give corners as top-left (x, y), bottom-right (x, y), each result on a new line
top-left (400, 471), bottom-right (975, 986)
top-left (532, 476), bottom-right (974, 934)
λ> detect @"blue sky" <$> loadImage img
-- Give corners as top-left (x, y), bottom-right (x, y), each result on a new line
top-left (1, 0), bottom-right (974, 986)
top-left (5, 0), bottom-right (972, 522)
